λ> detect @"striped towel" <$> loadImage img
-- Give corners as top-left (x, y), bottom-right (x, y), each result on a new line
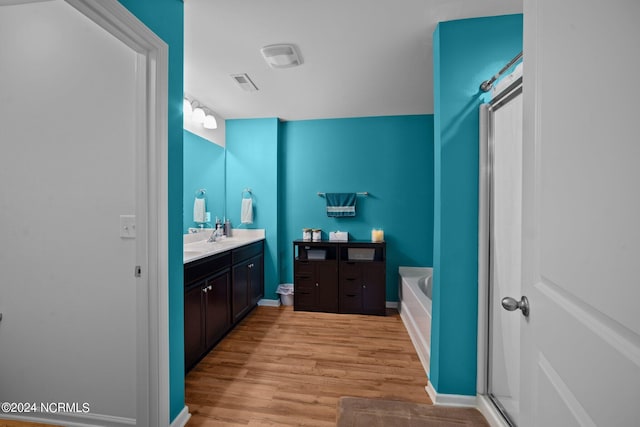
top-left (325, 193), bottom-right (357, 217)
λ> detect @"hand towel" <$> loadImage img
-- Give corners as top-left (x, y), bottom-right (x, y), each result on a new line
top-left (241, 198), bottom-right (253, 224)
top-left (193, 198), bottom-right (206, 223)
top-left (325, 193), bottom-right (357, 217)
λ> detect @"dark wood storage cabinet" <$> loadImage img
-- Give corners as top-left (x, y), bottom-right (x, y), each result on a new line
top-left (184, 240), bottom-right (264, 373)
top-left (293, 240), bottom-right (386, 315)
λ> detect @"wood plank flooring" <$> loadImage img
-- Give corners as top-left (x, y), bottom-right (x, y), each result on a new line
top-left (185, 306), bottom-right (431, 426)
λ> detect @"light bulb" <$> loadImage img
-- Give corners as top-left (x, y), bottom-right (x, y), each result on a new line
top-left (183, 98), bottom-right (193, 116)
top-left (203, 114), bottom-right (218, 129)
top-left (192, 107), bottom-right (206, 124)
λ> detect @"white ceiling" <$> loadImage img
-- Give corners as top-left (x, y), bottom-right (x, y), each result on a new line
top-left (184, 0), bottom-right (522, 121)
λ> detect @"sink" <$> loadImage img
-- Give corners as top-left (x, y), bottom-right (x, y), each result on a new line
top-left (184, 237), bottom-right (248, 262)
top-left (212, 237), bottom-right (238, 246)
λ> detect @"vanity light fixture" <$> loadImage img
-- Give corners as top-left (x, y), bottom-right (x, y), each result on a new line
top-left (192, 106), bottom-right (206, 124)
top-left (203, 114), bottom-right (217, 129)
top-left (183, 98), bottom-right (193, 115)
top-left (184, 97), bottom-right (218, 130)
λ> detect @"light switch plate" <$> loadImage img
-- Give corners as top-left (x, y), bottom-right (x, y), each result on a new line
top-left (120, 215), bottom-right (136, 238)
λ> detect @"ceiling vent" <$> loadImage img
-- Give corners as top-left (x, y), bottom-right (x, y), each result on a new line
top-left (260, 44), bottom-right (302, 69)
top-left (230, 73), bottom-right (259, 92)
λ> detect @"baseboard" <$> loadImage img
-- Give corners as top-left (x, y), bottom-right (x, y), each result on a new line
top-left (425, 382), bottom-right (477, 407)
top-left (0, 411), bottom-right (135, 427)
top-left (258, 298), bottom-right (281, 307)
top-left (385, 301), bottom-right (398, 309)
top-left (170, 406), bottom-right (191, 427)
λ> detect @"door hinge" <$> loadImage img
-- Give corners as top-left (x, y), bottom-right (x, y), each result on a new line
top-left (135, 265), bottom-right (142, 277)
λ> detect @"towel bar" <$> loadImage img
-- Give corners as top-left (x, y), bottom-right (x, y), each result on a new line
top-left (317, 192), bottom-right (368, 197)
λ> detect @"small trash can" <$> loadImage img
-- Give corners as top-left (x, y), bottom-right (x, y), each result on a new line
top-left (276, 283), bottom-right (294, 306)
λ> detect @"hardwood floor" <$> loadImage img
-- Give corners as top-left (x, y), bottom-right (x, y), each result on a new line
top-left (185, 306), bottom-right (431, 426)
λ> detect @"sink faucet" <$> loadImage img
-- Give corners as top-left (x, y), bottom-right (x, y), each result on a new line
top-left (207, 226), bottom-right (223, 242)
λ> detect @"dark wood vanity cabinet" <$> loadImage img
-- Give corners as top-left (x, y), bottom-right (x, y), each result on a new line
top-left (231, 242), bottom-right (264, 323)
top-left (184, 271), bottom-right (231, 370)
top-left (184, 253), bottom-right (231, 372)
top-left (293, 240), bottom-right (385, 315)
top-left (184, 240), bottom-right (264, 373)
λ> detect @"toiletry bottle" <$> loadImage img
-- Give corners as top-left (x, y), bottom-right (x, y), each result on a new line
top-left (224, 219), bottom-right (231, 237)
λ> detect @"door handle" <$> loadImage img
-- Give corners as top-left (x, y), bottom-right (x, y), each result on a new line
top-left (501, 296), bottom-right (529, 317)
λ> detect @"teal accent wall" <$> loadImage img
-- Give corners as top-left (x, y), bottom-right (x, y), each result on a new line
top-left (431, 14), bottom-right (522, 396)
top-left (183, 130), bottom-right (225, 233)
top-left (226, 118), bottom-right (280, 298)
top-left (225, 115), bottom-right (432, 302)
top-left (117, 0), bottom-right (184, 421)
top-left (280, 115), bottom-right (434, 301)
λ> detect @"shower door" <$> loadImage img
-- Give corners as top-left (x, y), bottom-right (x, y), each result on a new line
top-left (486, 78), bottom-right (523, 426)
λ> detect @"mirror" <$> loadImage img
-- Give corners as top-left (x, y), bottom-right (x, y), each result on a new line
top-left (183, 128), bottom-right (226, 233)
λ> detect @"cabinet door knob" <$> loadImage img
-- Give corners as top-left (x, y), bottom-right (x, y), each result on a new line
top-left (208, 285), bottom-right (213, 291)
top-left (363, 284), bottom-right (366, 288)
top-left (203, 287), bottom-right (208, 293)
top-left (315, 283), bottom-right (319, 287)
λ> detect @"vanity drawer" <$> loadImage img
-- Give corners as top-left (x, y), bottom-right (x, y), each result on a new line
top-left (232, 241), bottom-right (263, 264)
top-left (185, 252), bottom-right (231, 285)
top-left (294, 260), bottom-right (314, 276)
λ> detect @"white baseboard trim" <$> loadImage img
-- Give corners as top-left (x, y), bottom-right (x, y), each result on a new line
top-left (425, 382), bottom-right (477, 407)
top-left (385, 301), bottom-right (399, 309)
top-left (170, 406), bottom-right (191, 427)
top-left (476, 395), bottom-right (510, 427)
top-left (258, 298), bottom-right (281, 307)
top-left (0, 411), bottom-right (135, 427)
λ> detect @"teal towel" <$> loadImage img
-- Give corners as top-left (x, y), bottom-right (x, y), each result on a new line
top-left (326, 193), bottom-right (357, 217)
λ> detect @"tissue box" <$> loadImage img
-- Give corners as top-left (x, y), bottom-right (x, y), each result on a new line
top-left (329, 231), bottom-right (348, 241)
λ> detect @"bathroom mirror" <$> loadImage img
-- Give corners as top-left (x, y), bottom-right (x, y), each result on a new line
top-left (183, 129), bottom-right (226, 233)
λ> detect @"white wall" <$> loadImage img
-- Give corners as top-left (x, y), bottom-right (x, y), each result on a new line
top-left (0, 0), bottom-right (138, 422)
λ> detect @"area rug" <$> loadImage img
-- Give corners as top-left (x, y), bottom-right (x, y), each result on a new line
top-left (337, 397), bottom-right (490, 427)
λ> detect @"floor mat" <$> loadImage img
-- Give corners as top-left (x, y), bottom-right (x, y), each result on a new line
top-left (337, 397), bottom-right (490, 427)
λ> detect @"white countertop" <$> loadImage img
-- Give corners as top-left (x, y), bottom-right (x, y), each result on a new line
top-left (183, 229), bottom-right (265, 264)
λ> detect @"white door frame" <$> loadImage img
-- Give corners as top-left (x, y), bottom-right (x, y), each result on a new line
top-left (61, 1), bottom-right (169, 425)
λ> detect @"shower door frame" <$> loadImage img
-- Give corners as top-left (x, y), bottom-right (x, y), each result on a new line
top-left (478, 76), bottom-right (523, 427)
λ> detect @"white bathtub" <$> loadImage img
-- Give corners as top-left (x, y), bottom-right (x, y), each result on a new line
top-left (398, 266), bottom-right (433, 377)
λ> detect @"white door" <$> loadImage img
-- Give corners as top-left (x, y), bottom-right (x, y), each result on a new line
top-left (487, 82), bottom-right (523, 426)
top-left (521, 1), bottom-right (640, 426)
top-left (0, 1), bottom-right (168, 425)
